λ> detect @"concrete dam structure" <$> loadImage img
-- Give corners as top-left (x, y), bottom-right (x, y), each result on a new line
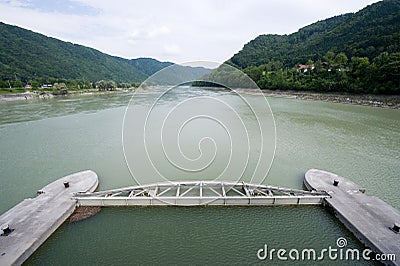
top-left (0, 169), bottom-right (398, 265)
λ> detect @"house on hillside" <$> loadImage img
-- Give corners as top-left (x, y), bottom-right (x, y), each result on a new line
top-left (24, 83), bottom-right (32, 89)
top-left (321, 62), bottom-right (330, 68)
top-left (297, 62), bottom-right (335, 72)
top-left (41, 84), bottom-right (53, 89)
top-left (296, 64), bottom-right (315, 72)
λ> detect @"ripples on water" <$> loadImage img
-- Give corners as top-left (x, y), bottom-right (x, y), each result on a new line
top-left (26, 206), bottom-right (371, 266)
top-left (1, 88), bottom-right (398, 265)
top-left (0, 92), bottom-right (132, 125)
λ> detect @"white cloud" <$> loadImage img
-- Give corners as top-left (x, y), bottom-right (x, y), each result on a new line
top-left (148, 26), bottom-right (170, 38)
top-left (163, 44), bottom-right (181, 56)
top-left (0, 0), bottom-right (29, 7)
top-left (0, 0), bottom-right (380, 63)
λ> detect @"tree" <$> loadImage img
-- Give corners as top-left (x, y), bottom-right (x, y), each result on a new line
top-left (52, 83), bottom-right (68, 95)
top-left (96, 80), bottom-right (117, 91)
top-left (349, 57), bottom-right (373, 92)
top-left (11, 80), bottom-right (23, 88)
top-left (372, 52), bottom-right (400, 93)
top-left (324, 51), bottom-right (336, 64)
top-left (0, 80), bottom-right (9, 88)
top-left (28, 80), bottom-right (40, 88)
top-left (351, 57), bottom-right (371, 74)
top-left (334, 53), bottom-right (348, 68)
top-left (53, 83), bottom-right (67, 90)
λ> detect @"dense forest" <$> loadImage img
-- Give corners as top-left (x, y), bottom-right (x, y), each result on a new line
top-left (226, 0), bottom-right (400, 94)
top-left (0, 22), bottom-right (148, 83)
top-left (127, 58), bottom-right (173, 77)
top-left (0, 23), bottom-right (210, 91)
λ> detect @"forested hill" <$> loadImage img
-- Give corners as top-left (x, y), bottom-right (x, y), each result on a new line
top-left (0, 21), bottom-right (212, 89)
top-left (229, 14), bottom-right (353, 69)
top-left (0, 22), bottom-right (198, 85)
top-left (226, 0), bottom-right (400, 94)
top-left (127, 58), bottom-right (173, 76)
top-left (0, 22), bottom-right (148, 82)
top-left (229, 0), bottom-right (399, 69)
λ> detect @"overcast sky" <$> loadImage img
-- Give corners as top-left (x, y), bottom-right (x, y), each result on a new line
top-left (0, 0), bottom-right (380, 64)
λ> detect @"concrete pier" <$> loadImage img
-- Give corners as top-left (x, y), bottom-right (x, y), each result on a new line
top-left (305, 169), bottom-right (399, 266)
top-left (1, 169), bottom-right (398, 265)
top-left (0, 170), bottom-right (98, 266)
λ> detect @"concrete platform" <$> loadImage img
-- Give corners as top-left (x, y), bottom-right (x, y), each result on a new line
top-left (305, 169), bottom-right (399, 266)
top-left (0, 170), bottom-right (98, 266)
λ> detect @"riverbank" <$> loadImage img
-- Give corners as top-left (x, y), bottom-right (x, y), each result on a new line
top-left (1, 88), bottom-right (400, 109)
top-left (0, 88), bottom-right (135, 102)
top-left (68, 206), bottom-right (101, 223)
top-left (263, 90), bottom-right (400, 109)
top-left (0, 91), bottom-right (54, 101)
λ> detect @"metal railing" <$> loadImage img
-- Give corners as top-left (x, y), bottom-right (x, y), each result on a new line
top-left (74, 181), bottom-right (329, 206)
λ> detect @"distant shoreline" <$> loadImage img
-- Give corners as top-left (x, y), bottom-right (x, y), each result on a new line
top-left (262, 90), bottom-right (400, 109)
top-left (0, 91), bottom-right (54, 101)
top-left (1, 88), bottom-right (399, 109)
top-left (0, 89), bottom-right (134, 102)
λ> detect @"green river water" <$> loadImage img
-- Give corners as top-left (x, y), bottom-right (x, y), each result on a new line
top-left (0, 88), bottom-right (399, 265)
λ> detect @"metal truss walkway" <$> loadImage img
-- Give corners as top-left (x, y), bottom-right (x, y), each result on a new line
top-left (74, 180), bottom-right (329, 206)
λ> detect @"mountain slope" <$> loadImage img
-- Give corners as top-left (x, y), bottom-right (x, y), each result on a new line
top-left (217, 0), bottom-right (400, 94)
top-left (127, 58), bottom-right (173, 76)
top-left (0, 22), bottom-right (212, 86)
top-left (304, 0), bottom-right (400, 60)
top-left (229, 13), bottom-right (353, 68)
top-left (0, 22), bottom-right (151, 82)
top-left (229, 0), bottom-right (400, 69)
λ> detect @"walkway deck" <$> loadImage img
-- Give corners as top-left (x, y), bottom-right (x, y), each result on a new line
top-left (74, 180), bottom-right (329, 206)
top-left (305, 169), bottom-right (399, 266)
top-left (0, 170), bottom-right (98, 266)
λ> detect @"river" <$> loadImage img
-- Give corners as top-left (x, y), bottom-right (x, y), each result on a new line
top-left (0, 88), bottom-right (399, 265)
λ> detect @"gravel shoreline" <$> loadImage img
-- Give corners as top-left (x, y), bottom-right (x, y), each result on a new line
top-left (68, 206), bottom-right (101, 223)
top-left (0, 91), bottom-right (54, 101)
top-left (263, 90), bottom-right (400, 109)
top-left (0, 89), bottom-right (131, 102)
top-left (1, 89), bottom-right (400, 109)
